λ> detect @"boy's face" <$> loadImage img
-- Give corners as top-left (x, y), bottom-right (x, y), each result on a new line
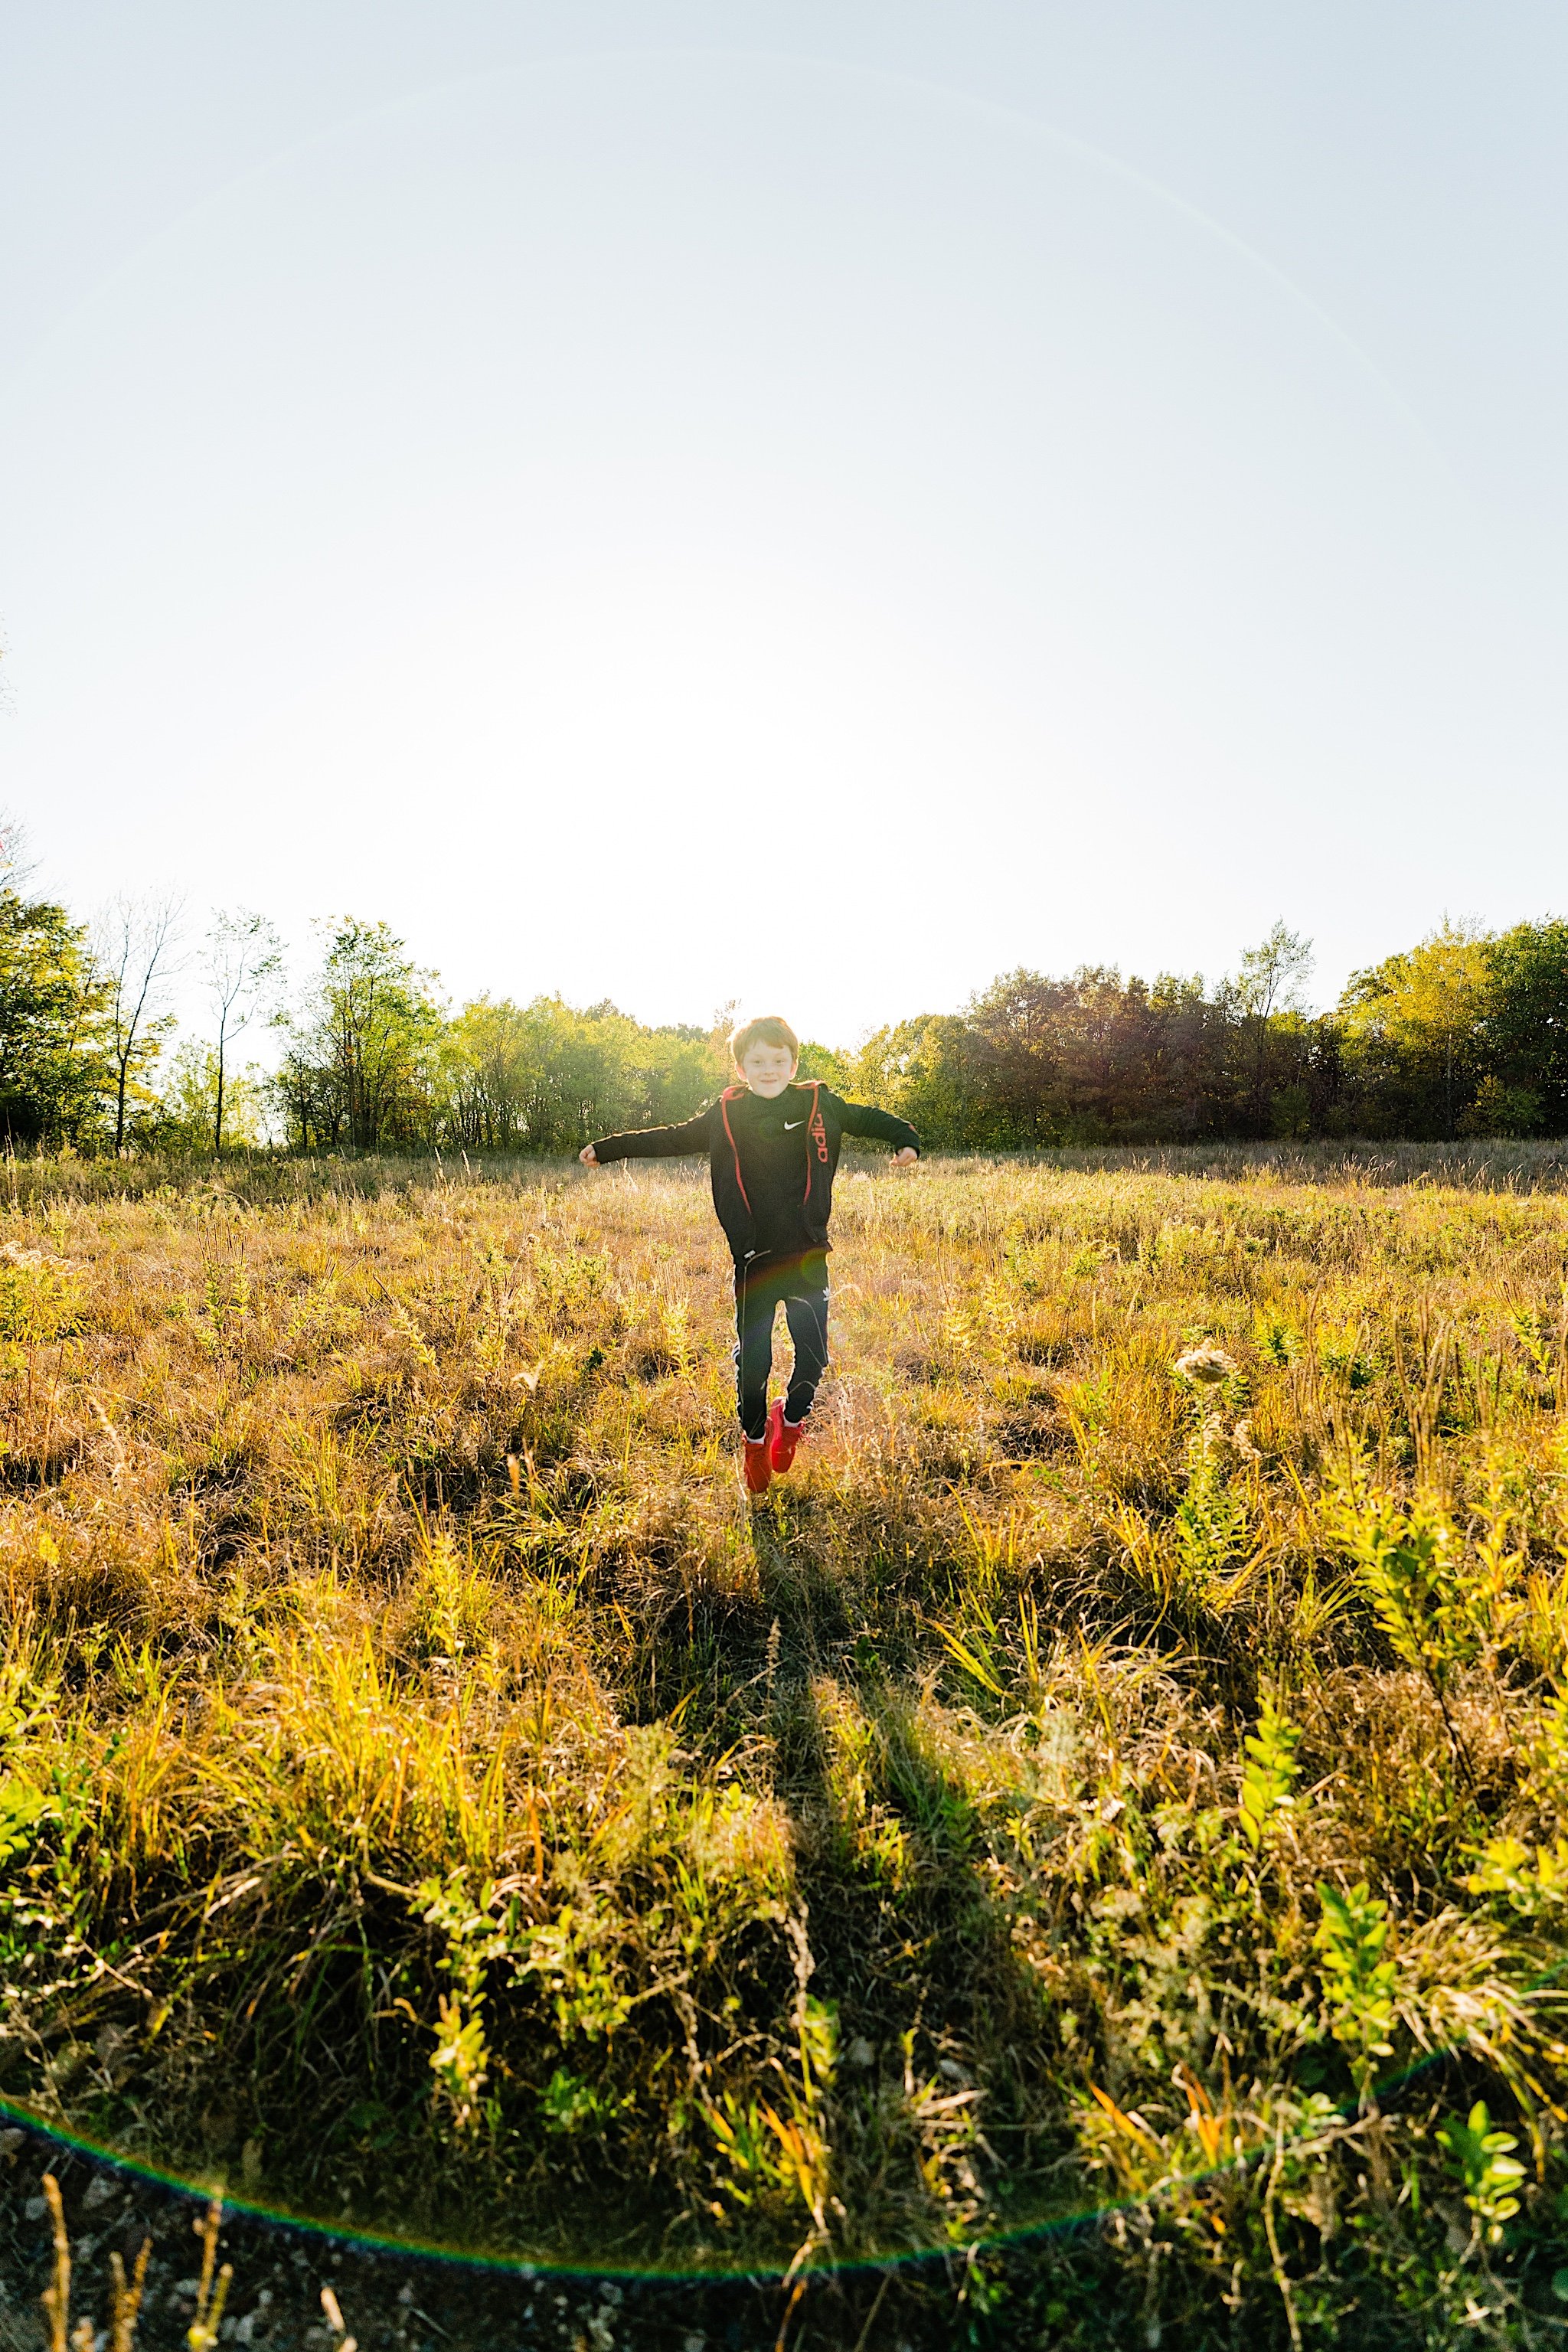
top-left (739, 1042), bottom-right (798, 1098)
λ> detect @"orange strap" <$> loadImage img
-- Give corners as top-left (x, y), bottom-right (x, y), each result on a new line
top-left (719, 1086), bottom-right (751, 1212)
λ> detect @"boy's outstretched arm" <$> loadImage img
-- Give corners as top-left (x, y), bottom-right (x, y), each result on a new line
top-left (833, 1097), bottom-right (920, 1161)
top-left (580, 1106), bottom-right (714, 1169)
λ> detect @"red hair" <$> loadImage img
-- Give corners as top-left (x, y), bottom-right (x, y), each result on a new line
top-left (730, 1014), bottom-right (799, 1064)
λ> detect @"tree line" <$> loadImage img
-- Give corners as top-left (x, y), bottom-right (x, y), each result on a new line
top-left (857, 918), bottom-right (1568, 1146)
top-left (5, 859), bottom-right (1568, 1152)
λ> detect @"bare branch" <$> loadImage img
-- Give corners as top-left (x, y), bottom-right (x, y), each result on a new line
top-left (93, 892), bottom-right (186, 1152)
top-left (0, 807), bottom-right (39, 891)
top-left (203, 909), bottom-right (283, 1151)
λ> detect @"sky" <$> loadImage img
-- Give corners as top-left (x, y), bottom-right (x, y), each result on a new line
top-left (3, 3), bottom-right (1566, 1047)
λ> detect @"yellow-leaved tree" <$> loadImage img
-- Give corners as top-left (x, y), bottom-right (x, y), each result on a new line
top-left (1339, 916), bottom-right (1493, 1138)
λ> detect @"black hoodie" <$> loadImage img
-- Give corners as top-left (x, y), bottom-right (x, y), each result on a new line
top-left (590, 1082), bottom-right (920, 1264)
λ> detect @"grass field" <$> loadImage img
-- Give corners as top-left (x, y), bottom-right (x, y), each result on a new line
top-left (4, 1146), bottom-right (1568, 2344)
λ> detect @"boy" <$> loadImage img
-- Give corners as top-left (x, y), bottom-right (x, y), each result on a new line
top-left (579, 1016), bottom-right (920, 1494)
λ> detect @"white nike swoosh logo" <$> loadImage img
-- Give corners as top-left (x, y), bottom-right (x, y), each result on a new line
top-left (784, 1119), bottom-right (803, 1129)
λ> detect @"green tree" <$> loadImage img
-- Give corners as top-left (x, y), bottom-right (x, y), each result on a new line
top-left (158, 1040), bottom-right (270, 1152)
top-left (436, 996), bottom-right (536, 1148)
top-left (1482, 917), bottom-right (1568, 1133)
top-left (1232, 921), bottom-right (1315, 1134)
top-left (1340, 918), bottom-right (1492, 1138)
top-left (851, 1014), bottom-right (994, 1147)
top-left (0, 891), bottom-right (112, 1147)
top-left (201, 910), bottom-right (283, 1152)
top-left (794, 1039), bottom-right (852, 1089)
top-left (275, 920), bottom-right (443, 1151)
top-left (965, 971), bottom-right (1070, 1142)
top-left (436, 996), bottom-right (720, 1154)
top-left (95, 893), bottom-right (184, 1151)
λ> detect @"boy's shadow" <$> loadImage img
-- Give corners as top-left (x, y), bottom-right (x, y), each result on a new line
top-left (707, 1501), bottom-right (1074, 2259)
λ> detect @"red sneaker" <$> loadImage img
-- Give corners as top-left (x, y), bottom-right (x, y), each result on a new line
top-left (743, 1436), bottom-right (773, 1495)
top-left (769, 1400), bottom-right (807, 1473)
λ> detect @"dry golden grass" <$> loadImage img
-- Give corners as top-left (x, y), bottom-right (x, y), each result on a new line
top-left (2, 1150), bottom-right (1568, 2339)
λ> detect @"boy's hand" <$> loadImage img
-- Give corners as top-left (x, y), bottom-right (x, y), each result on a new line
top-left (579, 1144), bottom-right (599, 1168)
top-left (891, 1147), bottom-right (918, 1167)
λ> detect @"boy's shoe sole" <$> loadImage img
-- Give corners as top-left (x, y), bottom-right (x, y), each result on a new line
top-left (743, 1439), bottom-right (773, 1495)
top-left (768, 1400), bottom-right (805, 1473)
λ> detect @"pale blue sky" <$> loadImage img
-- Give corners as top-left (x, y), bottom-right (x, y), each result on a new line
top-left (3, 5), bottom-right (1566, 1042)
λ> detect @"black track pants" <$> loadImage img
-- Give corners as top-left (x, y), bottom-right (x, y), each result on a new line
top-left (733, 1251), bottom-right (829, 1440)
